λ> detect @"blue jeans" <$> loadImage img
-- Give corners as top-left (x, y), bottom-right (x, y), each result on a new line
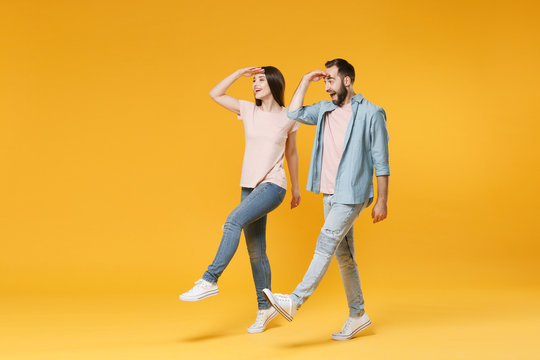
top-left (202, 182), bottom-right (286, 309)
top-left (291, 194), bottom-right (371, 317)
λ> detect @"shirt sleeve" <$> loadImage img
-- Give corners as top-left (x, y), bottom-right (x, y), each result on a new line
top-left (237, 100), bottom-right (254, 121)
top-left (286, 101), bottom-right (323, 125)
top-left (370, 109), bottom-right (391, 176)
top-left (288, 121), bottom-right (301, 134)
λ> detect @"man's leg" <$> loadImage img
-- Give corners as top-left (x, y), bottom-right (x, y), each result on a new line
top-left (290, 195), bottom-right (365, 308)
top-left (335, 224), bottom-right (365, 317)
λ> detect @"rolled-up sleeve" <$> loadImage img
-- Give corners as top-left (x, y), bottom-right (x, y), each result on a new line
top-left (370, 109), bottom-right (390, 176)
top-left (286, 102), bottom-right (322, 125)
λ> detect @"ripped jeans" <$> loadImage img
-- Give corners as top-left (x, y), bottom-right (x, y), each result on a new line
top-left (290, 194), bottom-right (371, 317)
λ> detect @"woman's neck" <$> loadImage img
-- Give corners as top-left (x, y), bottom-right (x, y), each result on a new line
top-left (259, 97), bottom-right (281, 113)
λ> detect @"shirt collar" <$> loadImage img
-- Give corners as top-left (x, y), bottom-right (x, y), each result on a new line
top-left (351, 93), bottom-right (364, 103)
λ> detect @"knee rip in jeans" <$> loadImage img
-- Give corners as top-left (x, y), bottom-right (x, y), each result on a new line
top-left (338, 258), bottom-right (356, 269)
top-left (314, 249), bottom-right (333, 259)
top-left (336, 251), bottom-right (355, 260)
top-left (323, 228), bottom-right (341, 237)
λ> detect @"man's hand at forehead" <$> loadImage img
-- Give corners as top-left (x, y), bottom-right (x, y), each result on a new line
top-left (289, 69), bottom-right (330, 112)
top-left (303, 70), bottom-right (329, 82)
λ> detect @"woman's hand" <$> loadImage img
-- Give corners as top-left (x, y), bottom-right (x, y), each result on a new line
top-left (237, 67), bottom-right (264, 77)
top-left (210, 68), bottom-right (263, 114)
top-left (290, 188), bottom-right (301, 209)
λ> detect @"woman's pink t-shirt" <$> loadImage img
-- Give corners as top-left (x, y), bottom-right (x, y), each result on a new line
top-left (237, 100), bottom-right (300, 190)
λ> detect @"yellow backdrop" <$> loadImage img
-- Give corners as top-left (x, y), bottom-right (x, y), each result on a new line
top-left (1, 1), bottom-right (539, 359)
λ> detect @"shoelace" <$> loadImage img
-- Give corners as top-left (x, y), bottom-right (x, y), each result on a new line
top-left (187, 279), bottom-right (210, 293)
top-left (341, 318), bottom-right (354, 333)
top-left (253, 310), bottom-right (267, 326)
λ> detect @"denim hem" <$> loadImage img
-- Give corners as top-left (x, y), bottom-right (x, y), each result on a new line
top-left (349, 309), bottom-right (365, 318)
top-left (202, 273), bottom-right (217, 284)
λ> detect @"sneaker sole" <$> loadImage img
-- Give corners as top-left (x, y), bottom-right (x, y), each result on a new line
top-left (331, 318), bottom-right (371, 341)
top-left (262, 289), bottom-right (293, 322)
top-left (178, 289), bottom-right (219, 302)
top-left (247, 309), bottom-right (278, 334)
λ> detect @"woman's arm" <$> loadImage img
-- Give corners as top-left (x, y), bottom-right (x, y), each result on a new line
top-left (209, 67), bottom-right (263, 115)
top-left (285, 131), bottom-right (301, 209)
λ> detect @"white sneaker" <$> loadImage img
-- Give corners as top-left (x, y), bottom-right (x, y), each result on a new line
top-left (331, 313), bottom-right (371, 340)
top-left (247, 308), bottom-right (278, 333)
top-left (179, 279), bottom-right (219, 302)
top-left (262, 289), bottom-right (297, 322)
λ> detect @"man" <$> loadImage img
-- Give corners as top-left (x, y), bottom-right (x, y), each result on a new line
top-left (262, 58), bottom-right (390, 340)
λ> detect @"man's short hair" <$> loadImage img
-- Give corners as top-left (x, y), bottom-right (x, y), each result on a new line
top-left (325, 58), bottom-right (355, 84)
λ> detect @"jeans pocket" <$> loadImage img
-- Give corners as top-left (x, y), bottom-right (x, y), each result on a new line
top-left (323, 194), bottom-right (333, 208)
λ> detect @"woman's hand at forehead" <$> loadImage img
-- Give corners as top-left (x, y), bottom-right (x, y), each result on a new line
top-left (237, 67), bottom-right (265, 77)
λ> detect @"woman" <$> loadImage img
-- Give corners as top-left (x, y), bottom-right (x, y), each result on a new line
top-left (179, 66), bottom-right (301, 333)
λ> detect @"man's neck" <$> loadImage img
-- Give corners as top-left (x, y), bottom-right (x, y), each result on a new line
top-left (339, 90), bottom-right (356, 106)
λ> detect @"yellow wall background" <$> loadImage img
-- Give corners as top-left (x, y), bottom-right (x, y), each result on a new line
top-left (1, 0), bottom-right (539, 298)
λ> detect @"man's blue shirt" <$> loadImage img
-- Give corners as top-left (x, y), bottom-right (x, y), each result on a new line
top-left (287, 93), bottom-right (390, 205)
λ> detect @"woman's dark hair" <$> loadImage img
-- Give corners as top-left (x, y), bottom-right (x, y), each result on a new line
top-left (325, 58), bottom-right (355, 84)
top-left (255, 66), bottom-right (285, 107)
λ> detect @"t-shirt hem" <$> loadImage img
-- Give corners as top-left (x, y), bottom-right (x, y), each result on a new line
top-left (240, 179), bottom-right (287, 191)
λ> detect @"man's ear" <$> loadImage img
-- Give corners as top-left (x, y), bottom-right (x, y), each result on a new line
top-left (344, 76), bottom-right (352, 87)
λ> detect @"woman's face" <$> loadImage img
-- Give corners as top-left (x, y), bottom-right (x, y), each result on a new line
top-left (252, 74), bottom-right (271, 100)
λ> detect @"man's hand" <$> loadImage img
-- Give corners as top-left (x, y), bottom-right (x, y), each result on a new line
top-left (289, 70), bottom-right (328, 112)
top-left (290, 188), bottom-right (301, 209)
top-left (303, 70), bottom-right (328, 82)
top-left (371, 201), bottom-right (387, 223)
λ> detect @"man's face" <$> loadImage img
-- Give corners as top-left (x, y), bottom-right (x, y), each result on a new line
top-left (324, 66), bottom-right (347, 106)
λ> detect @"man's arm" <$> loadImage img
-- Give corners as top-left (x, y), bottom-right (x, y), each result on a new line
top-left (370, 109), bottom-right (391, 223)
top-left (286, 70), bottom-right (328, 125)
top-left (371, 175), bottom-right (388, 223)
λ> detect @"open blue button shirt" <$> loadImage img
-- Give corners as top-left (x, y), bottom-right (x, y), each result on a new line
top-left (286, 93), bottom-right (390, 205)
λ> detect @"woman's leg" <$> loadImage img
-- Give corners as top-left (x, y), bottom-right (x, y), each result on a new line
top-left (202, 182), bottom-right (285, 284)
top-left (244, 214), bottom-right (271, 309)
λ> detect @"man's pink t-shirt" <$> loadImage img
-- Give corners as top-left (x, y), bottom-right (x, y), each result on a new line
top-left (320, 103), bottom-right (353, 194)
top-left (238, 100), bottom-right (300, 190)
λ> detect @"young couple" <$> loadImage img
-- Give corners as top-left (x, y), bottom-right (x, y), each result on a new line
top-left (179, 59), bottom-right (390, 341)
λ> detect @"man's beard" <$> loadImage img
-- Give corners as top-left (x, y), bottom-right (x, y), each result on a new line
top-left (331, 81), bottom-right (347, 106)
